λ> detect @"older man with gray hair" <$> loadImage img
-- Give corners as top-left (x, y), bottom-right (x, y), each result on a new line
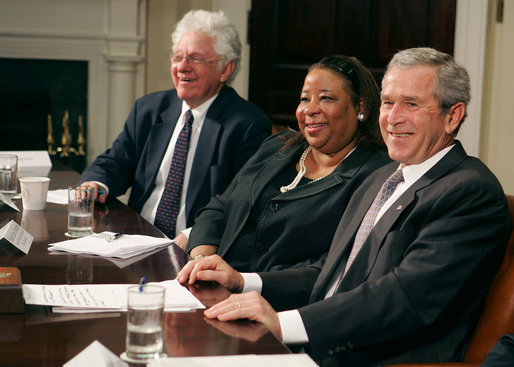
top-left (80, 10), bottom-right (271, 243)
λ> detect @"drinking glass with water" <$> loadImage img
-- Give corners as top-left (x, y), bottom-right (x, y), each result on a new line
top-left (67, 186), bottom-right (95, 237)
top-left (0, 154), bottom-right (18, 196)
top-left (123, 284), bottom-right (166, 363)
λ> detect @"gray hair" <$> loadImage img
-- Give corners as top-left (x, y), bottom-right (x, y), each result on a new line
top-left (384, 47), bottom-right (471, 128)
top-left (171, 10), bottom-right (241, 85)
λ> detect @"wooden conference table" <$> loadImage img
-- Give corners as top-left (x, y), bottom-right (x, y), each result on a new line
top-left (0, 161), bottom-right (290, 366)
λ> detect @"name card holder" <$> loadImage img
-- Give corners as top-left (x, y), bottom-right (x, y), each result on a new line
top-left (0, 267), bottom-right (24, 313)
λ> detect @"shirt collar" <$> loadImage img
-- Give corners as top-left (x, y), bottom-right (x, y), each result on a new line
top-left (398, 144), bottom-right (455, 185)
top-left (181, 93), bottom-right (218, 122)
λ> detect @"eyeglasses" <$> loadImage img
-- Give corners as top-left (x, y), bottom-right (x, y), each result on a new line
top-left (171, 54), bottom-right (224, 65)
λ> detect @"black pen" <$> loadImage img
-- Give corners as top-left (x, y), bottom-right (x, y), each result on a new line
top-left (106, 231), bottom-right (124, 242)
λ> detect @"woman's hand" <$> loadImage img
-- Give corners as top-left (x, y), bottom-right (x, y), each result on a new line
top-left (204, 292), bottom-right (283, 340)
top-left (176, 255), bottom-right (244, 292)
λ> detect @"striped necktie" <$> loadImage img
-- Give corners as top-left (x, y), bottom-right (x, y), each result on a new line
top-left (342, 169), bottom-right (404, 277)
top-left (154, 110), bottom-right (194, 238)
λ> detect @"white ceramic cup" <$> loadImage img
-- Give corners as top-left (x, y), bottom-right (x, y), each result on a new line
top-left (19, 177), bottom-right (51, 210)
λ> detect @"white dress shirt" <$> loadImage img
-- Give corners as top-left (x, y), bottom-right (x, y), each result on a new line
top-left (139, 95), bottom-right (218, 235)
top-left (242, 144), bottom-right (455, 345)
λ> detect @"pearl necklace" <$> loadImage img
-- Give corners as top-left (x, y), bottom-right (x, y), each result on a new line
top-left (280, 145), bottom-right (357, 193)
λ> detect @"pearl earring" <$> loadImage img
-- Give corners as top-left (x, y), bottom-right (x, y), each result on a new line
top-left (357, 113), bottom-right (364, 121)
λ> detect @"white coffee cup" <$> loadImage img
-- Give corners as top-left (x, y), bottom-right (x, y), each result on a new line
top-left (19, 177), bottom-right (51, 210)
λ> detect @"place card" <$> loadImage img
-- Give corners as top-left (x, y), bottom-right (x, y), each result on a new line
top-left (64, 340), bottom-right (128, 367)
top-left (0, 220), bottom-right (33, 255)
top-left (0, 150), bottom-right (52, 178)
top-left (0, 192), bottom-right (20, 211)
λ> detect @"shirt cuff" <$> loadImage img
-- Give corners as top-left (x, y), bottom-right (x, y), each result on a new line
top-left (278, 310), bottom-right (309, 345)
top-left (181, 227), bottom-right (192, 239)
top-left (240, 273), bottom-right (263, 293)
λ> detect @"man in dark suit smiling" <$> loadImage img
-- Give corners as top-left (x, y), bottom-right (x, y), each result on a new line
top-left (80, 10), bottom-right (270, 243)
top-left (177, 47), bottom-right (510, 366)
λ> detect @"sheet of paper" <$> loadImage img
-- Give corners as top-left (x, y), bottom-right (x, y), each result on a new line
top-left (0, 192), bottom-right (20, 211)
top-left (64, 340), bottom-right (128, 367)
top-left (48, 231), bottom-right (173, 259)
top-left (148, 354), bottom-right (319, 367)
top-left (46, 189), bottom-right (69, 204)
top-left (0, 220), bottom-right (33, 254)
top-left (22, 279), bottom-right (205, 312)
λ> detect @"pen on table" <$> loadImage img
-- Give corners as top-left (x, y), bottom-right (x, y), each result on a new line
top-left (106, 231), bottom-right (124, 242)
top-left (139, 276), bottom-right (146, 292)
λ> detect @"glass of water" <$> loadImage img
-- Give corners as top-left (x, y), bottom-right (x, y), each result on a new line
top-left (0, 154), bottom-right (18, 196)
top-left (67, 186), bottom-right (95, 237)
top-left (124, 284), bottom-right (166, 363)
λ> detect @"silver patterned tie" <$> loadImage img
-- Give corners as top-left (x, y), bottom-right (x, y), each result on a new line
top-left (342, 169), bottom-right (404, 277)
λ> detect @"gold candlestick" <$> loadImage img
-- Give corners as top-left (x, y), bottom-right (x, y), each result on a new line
top-left (60, 111), bottom-right (73, 157)
top-left (76, 115), bottom-right (86, 156)
top-left (47, 114), bottom-right (56, 155)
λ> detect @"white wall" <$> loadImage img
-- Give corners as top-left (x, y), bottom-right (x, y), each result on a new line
top-left (481, 0), bottom-right (514, 195)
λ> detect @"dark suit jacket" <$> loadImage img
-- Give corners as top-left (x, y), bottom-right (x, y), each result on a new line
top-left (80, 86), bottom-right (271, 228)
top-left (481, 334), bottom-right (514, 367)
top-left (187, 132), bottom-right (391, 272)
top-left (260, 142), bottom-right (510, 366)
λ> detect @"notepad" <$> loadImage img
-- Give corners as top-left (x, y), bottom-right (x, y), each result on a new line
top-left (48, 231), bottom-right (173, 259)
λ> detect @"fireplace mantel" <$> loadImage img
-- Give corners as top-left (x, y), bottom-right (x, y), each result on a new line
top-left (0, 0), bottom-right (147, 163)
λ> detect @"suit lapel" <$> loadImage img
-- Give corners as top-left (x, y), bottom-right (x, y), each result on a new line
top-left (185, 87), bottom-right (233, 217)
top-left (309, 165), bottom-right (395, 301)
top-left (334, 142), bottom-right (469, 292)
top-left (143, 96), bottom-right (181, 198)
top-left (249, 144), bottom-right (303, 205)
top-left (185, 111), bottom-right (221, 218)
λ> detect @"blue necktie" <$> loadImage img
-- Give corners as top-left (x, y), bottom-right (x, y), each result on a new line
top-left (154, 110), bottom-right (194, 238)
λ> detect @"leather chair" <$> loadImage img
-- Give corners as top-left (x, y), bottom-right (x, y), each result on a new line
top-left (388, 194), bottom-right (514, 367)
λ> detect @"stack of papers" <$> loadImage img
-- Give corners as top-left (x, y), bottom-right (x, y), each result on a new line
top-left (22, 280), bottom-right (205, 313)
top-left (48, 232), bottom-right (173, 259)
top-left (46, 189), bottom-right (69, 205)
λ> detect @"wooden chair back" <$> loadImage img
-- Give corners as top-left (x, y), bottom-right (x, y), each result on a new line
top-left (463, 194), bottom-right (514, 362)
